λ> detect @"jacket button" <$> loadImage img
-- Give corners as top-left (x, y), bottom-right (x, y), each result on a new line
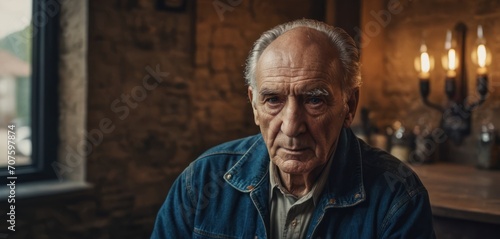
top-left (247, 185), bottom-right (255, 191)
top-left (355, 193), bottom-right (361, 199)
top-left (225, 174), bottom-right (232, 180)
top-left (291, 219), bottom-right (298, 228)
top-left (329, 198), bottom-right (336, 204)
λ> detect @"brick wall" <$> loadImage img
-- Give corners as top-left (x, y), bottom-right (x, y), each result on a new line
top-left (193, 0), bottom-right (319, 146)
top-left (0, 1), bottom-right (322, 238)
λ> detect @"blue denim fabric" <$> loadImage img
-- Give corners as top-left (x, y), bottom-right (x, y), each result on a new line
top-left (151, 128), bottom-right (435, 238)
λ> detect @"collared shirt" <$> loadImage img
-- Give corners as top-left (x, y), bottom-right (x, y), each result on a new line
top-left (269, 155), bottom-right (334, 239)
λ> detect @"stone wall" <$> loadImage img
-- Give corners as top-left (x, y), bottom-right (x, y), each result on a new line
top-left (360, 0), bottom-right (500, 164)
top-left (193, 0), bottom-right (321, 147)
top-left (0, 0), bottom-right (324, 238)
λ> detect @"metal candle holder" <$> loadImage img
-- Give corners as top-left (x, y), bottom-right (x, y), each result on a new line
top-left (418, 22), bottom-right (489, 144)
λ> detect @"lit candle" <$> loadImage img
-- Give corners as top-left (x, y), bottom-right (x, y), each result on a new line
top-left (445, 30), bottom-right (457, 78)
top-left (477, 44), bottom-right (487, 75)
top-left (416, 42), bottom-right (432, 99)
top-left (447, 49), bottom-right (457, 77)
top-left (474, 25), bottom-right (489, 97)
top-left (476, 25), bottom-right (488, 75)
top-left (419, 43), bottom-right (431, 79)
top-left (443, 30), bottom-right (456, 99)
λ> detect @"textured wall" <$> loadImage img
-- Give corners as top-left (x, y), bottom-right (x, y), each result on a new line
top-left (85, 0), bottom-right (197, 238)
top-left (360, 0), bottom-right (500, 164)
top-left (58, 0), bottom-right (88, 183)
top-left (0, 1), bottom-right (322, 238)
top-left (193, 0), bottom-right (319, 147)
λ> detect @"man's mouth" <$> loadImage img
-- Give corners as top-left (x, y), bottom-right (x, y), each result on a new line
top-left (281, 147), bottom-right (308, 154)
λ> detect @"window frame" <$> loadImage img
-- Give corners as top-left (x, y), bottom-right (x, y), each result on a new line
top-left (0, 0), bottom-right (60, 183)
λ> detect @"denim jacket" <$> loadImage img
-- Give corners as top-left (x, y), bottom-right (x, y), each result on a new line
top-left (151, 128), bottom-right (435, 238)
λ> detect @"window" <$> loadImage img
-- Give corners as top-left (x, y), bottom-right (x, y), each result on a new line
top-left (0, 0), bottom-right (60, 183)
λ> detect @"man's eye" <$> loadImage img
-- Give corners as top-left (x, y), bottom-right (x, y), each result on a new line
top-left (265, 97), bottom-right (280, 104)
top-left (306, 97), bottom-right (324, 105)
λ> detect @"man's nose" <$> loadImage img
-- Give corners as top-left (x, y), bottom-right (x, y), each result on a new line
top-left (280, 98), bottom-right (306, 137)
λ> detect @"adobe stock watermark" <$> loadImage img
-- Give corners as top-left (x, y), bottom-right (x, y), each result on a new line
top-left (354, 0), bottom-right (413, 48)
top-left (51, 64), bottom-right (170, 181)
top-left (179, 170), bottom-right (227, 223)
top-left (212, 0), bottom-right (243, 21)
top-left (409, 127), bottom-right (447, 164)
top-left (383, 162), bottom-right (417, 192)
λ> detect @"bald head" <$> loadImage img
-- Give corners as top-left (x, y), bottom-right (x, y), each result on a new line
top-left (256, 27), bottom-right (341, 90)
top-left (260, 27), bottom-right (338, 62)
top-left (245, 19), bottom-right (361, 103)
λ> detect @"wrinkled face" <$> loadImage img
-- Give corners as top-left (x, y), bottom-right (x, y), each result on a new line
top-left (249, 27), bottom-right (358, 175)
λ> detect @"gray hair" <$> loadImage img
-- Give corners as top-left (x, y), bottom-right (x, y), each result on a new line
top-left (244, 19), bottom-right (361, 102)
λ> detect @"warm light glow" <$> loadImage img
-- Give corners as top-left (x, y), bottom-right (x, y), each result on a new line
top-left (442, 30), bottom-right (457, 78)
top-left (415, 42), bottom-right (433, 79)
top-left (472, 25), bottom-right (490, 75)
top-left (477, 44), bottom-right (487, 68)
top-left (448, 49), bottom-right (456, 70)
top-left (421, 52), bottom-right (430, 73)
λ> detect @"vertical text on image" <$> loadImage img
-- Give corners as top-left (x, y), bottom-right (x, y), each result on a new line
top-left (6, 124), bottom-right (17, 232)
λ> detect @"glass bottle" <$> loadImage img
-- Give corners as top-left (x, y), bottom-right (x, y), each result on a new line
top-left (389, 121), bottom-right (410, 162)
top-left (477, 122), bottom-right (499, 169)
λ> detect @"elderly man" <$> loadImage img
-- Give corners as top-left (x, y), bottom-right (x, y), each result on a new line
top-left (151, 19), bottom-right (435, 238)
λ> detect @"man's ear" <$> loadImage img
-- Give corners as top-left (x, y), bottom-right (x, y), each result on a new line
top-left (343, 87), bottom-right (359, 128)
top-left (248, 86), bottom-right (260, 126)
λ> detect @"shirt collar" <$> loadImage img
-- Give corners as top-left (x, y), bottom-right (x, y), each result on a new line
top-left (269, 150), bottom-right (334, 206)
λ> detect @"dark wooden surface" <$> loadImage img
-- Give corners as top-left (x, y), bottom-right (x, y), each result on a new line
top-left (433, 216), bottom-right (500, 239)
top-left (410, 163), bottom-right (500, 225)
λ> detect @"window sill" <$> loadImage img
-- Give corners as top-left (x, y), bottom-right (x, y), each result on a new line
top-left (0, 180), bottom-right (93, 202)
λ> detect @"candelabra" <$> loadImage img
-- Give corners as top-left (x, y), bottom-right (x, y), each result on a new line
top-left (415, 22), bottom-right (491, 144)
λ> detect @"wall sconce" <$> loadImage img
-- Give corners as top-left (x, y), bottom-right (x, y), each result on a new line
top-left (415, 22), bottom-right (491, 144)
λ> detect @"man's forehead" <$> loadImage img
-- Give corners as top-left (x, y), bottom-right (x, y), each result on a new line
top-left (255, 60), bottom-right (342, 89)
top-left (254, 27), bottom-right (342, 86)
top-left (258, 80), bottom-right (334, 95)
top-left (271, 27), bottom-right (332, 48)
top-left (257, 29), bottom-right (337, 65)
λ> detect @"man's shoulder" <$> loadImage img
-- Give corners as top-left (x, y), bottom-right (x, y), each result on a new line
top-left (358, 140), bottom-right (426, 196)
top-left (181, 134), bottom-right (267, 190)
top-left (187, 134), bottom-right (264, 171)
top-left (198, 134), bottom-right (263, 159)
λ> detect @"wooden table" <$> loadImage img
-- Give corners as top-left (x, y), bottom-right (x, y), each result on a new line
top-left (410, 163), bottom-right (500, 225)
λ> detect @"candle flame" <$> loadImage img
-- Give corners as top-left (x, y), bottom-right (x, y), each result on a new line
top-left (477, 44), bottom-right (487, 68)
top-left (448, 49), bottom-right (456, 70)
top-left (421, 52), bottom-right (430, 73)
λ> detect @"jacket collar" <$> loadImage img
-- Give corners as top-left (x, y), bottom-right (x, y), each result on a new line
top-left (224, 128), bottom-right (366, 207)
top-left (223, 136), bottom-right (270, 192)
top-left (322, 127), bottom-right (366, 208)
